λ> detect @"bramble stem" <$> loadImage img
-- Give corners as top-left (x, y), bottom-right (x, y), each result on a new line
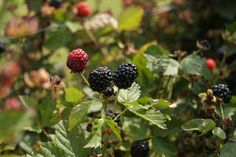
top-left (219, 103), bottom-right (225, 121)
top-left (113, 108), bottom-right (128, 122)
top-left (80, 72), bottom-right (90, 87)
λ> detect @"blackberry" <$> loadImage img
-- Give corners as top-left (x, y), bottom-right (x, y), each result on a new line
top-left (88, 67), bottom-right (112, 92)
top-left (103, 86), bottom-right (114, 96)
top-left (113, 62), bottom-right (138, 89)
top-left (49, 0), bottom-right (62, 9)
top-left (130, 140), bottom-right (149, 157)
top-left (212, 84), bottom-right (232, 103)
top-left (50, 75), bottom-right (61, 86)
top-left (107, 108), bottom-right (120, 122)
top-left (197, 39), bottom-right (211, 51)
top-left (0, 43), bottom-right (6, 54)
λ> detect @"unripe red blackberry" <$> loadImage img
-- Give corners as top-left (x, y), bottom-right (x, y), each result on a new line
top-left (212, 84), bottom-right (232, 103)
top-left (74, 2), bottom-right (92, 17)
top-left (66, 49), bottom-right (89, 73)
top-left (113, 62), bottom-right (138, 89)
top-left (130, 140), bottom-right (149, 157)
top-left (103, 86), bottom-right (114, 96)
top-left (88, 67), bottom-right (112, 92)
top-left (206, 58), bottom-right (216, 70)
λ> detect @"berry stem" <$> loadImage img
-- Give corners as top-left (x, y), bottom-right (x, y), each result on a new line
top-left (113, 108), bottom-right (128, 122)
top-left (219, 103), bottom-right (225, 121)
top-left (80, 72), bottom-right (90, 87)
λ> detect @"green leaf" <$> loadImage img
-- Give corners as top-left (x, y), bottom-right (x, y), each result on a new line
top-left (19, 95), bottom-right (37, 108)
top-left (45, 27), bottom-right (71, 50)
top-left (84, 119), bottom-right (103, 148)
top-left (66, 21), bottom-right (82, 33)
top-left (125, 102), bottom-right (166, 129)
top-left (182, 119), bottom-right (216, 135)
top-left (65, 87), bottom-right (84, 103)
top-left (68, 101), bottom-right (91, 131)
top-left (180, 53), bottom-right (204, 76)
top-left (30, 121), bottom-right (89, 157)
top-left (163, 59), bottom-right (179, 76)
top-left (105, 119), bottom-right (122, 141)
top-left (212, 127), bottom-right (226, 140)
top-left (220, 142), bottom-right (236, 157)
top-left (0, 111), bottom-right (32, 142)
top-left (144, 45), bottom-right (170, 56)
top-left (145, 54), bottom-right (179, 76)
top-left (118, 7), bottom-right (144, 31)
top-left (122, 117), bottom-right (151, 140)
top-left (118, 82), bottom-right (141, 103)
top-left (152, 138), bottom-right (176, 157)
top-left (38, 98), bottom-right (55, 127)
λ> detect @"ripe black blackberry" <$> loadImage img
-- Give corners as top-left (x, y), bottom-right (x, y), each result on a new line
top-left (88, 67), bottom-right (112, 92)
top-left (49, 0), bottom-right (62, 9)
top-left (113, 62), bottom-right (138, 89)
top-left (130, 140), bottom-right (149, 157)
top-left (0, 43), bottom-right (5, 54)
top-left (107, 108), bottom-right (120, 122)
top-left (103, 86), bottom-right (114, 96)
top-left (197, 39), bottom-right (211, 51)
top-left (212, 84), bottom-right (232, 103)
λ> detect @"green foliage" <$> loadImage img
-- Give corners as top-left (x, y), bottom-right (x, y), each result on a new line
top-left (29, 121), bottom-right (89, 157)
top-left (220, 142), bottom-right (236, 157)
top-left (182, 119), bottom-right (216, 135)
top-left (180, 53), bottom-right (205, 76)
top-left (0, 111), bottom-right (32, 142)
top-left (65, 87), bottom-right (84, 104)
top-left (118, 7), bottom-right (144, 31)
top-left (118, 82), bottom-right (141, 103)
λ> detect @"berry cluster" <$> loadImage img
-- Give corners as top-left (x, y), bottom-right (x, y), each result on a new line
top-left (66, 49), bottom-right (89, 73)
top-left (130, 140), bottom-right (149, 157)
top-left (113, 62), bottom-right (138, 89)
top-left (107, 108), bottom-right (120, 122)
top-left (66, 49), bottom-right (138, 95)
top-left (212, 84), bottom-right (232, 103)
top-left (88, 67), bottom-right (112, 92)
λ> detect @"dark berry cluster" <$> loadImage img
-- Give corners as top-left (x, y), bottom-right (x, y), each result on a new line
top-left (113, 62), bottom-right (138, 89)
top-left (107, 108), bottom-right (120, 122)
top-left (130, 140), bottom-right (149, 157)
top-left (49, 0), bottom-right (62, 8)
top-left (212, 84), bottom-right (232, 103)
top-left (197, 39), bottom-right (211, 51)
top-left (103, 86), bottom-right (114, 96)
top-left (0, 43), bottom-right (5, 54)
top-left (88, 67), bottom-right (112, 92)
top-left (66, 49), bottom-right (89, 73)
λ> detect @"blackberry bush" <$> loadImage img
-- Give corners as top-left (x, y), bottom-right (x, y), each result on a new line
top-left (88, 67), bottom-right (112, 92)
top-left (130, 140), bottom-right (150, 157)
top-left (113, 62), bottom-right (138, 89)
top-left (212, 84), bottom-right (232, 103)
